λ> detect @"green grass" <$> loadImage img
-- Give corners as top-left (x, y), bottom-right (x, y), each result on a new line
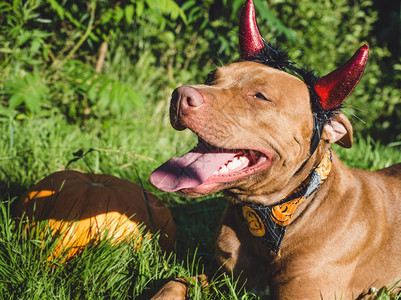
top-left (0, 101), bottom-right (400, 299)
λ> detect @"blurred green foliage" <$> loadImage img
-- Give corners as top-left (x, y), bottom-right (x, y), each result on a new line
top-left (0, 0), bottom-right (400, 140)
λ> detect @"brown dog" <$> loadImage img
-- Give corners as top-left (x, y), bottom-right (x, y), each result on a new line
top-left (150, 1), bottom-right (401, 298)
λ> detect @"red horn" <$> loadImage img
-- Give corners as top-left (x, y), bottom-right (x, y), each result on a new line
top-left (314, 44), bottom-right (369, 110)
top-left (239, 0), bottom-right (265, 60)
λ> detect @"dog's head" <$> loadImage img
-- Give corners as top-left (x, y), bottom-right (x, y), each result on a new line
top-left (150, 0), bottom-right (368, 198)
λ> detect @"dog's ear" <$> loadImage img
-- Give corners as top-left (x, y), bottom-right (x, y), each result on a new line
top-left (322, 113), bottom-right (353, 148)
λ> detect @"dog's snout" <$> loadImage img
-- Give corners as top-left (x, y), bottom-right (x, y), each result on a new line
top-left (170, 86), bottom-right (205, 131)
top-left (170, 86), bottom-right (204, 131)
top-left (176, 86), bottom-right (204, 109)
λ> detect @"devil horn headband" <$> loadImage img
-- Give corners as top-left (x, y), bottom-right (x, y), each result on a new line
top-left (239, 0), bottom-right (369, 111)
top-left (239, 0), bottom-right (265, 60)
top-left (313, 44), bottom-right (369, 110)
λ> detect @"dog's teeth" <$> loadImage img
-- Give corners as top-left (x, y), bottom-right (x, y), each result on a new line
top-left (227, 158), bottom-right (241, 170)
top-left (239, 156), bottom-right (248, 163)
top-left (220, 166), bottom-right (229, 173)
top-left (213, 155), bottom-right (251, 176)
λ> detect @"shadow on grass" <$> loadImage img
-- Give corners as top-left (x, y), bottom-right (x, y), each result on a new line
top-left (0, 176), bottom-right (29, 214)
top-left (169, 195), bottom-right (228, 271)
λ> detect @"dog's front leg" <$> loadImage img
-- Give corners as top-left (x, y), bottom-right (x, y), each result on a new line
top-left (151, 278), bottom-right (188, 300)
top-left (151, 274), bottom-right (208, 300)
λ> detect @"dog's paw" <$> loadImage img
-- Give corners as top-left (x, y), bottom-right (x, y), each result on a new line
top-left (151, 275), bottom-right (209, 300)
top-left (151, 278), bottom-right (189, 300)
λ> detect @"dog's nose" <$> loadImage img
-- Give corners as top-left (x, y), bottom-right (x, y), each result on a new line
top-left (175, 86), bottom-right (204, 110)
top-left (170, 86), bottom-right (205, 131)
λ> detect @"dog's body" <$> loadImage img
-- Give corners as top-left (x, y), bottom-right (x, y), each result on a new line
top-left (150, 60), bottom-right (401, 299)
top-left (217, 152), bottom-right (401, 299)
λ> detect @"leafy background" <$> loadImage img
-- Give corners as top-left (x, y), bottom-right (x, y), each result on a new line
top-left (0, 0), bottom-right (400, 298)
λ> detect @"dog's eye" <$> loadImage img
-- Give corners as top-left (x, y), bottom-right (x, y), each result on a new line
top-left (205, 70), bottom-right (217, 85)
top-left (254, 93), bottom-right (268, 100)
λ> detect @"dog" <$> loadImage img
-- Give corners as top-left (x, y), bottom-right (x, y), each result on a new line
top-left (150, 1), bottom-right (401, 298)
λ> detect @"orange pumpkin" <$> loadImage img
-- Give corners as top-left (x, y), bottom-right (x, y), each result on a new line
top-left (15, 170), bottom-right (175, 259)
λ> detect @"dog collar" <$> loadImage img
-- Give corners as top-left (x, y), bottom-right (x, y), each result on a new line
top-left (236, 150), bottom-right (332, 255)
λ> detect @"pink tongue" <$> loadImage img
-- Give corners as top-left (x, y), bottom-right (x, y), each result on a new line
top-left (150, 143), bottom-right (239, 192)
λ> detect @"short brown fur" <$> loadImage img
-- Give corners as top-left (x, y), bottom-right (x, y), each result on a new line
top-left (152, 61), bottom-right (401, 299)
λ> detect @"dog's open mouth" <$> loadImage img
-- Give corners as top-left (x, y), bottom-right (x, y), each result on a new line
top-left (150, 139), bottom-right (273, 194)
